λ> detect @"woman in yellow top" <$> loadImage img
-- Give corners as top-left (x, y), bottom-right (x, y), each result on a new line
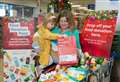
top-left (33, 14), bottom-right (60, 67)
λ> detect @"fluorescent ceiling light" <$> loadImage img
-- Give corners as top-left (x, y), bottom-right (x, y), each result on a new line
top-left (72, 5), bottom-right (81, 7)
top-left (0, 9), bottom-right (5, 17)
top-left (68, 2), bottom-right (73, 4)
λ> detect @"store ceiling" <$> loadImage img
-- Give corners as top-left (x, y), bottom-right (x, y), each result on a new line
top-left (70, 0), bottom-right (95, 5)
top-left (39, 0), bottom-right (95, 12)
top-left (40, 0), bottom-right (95, 7)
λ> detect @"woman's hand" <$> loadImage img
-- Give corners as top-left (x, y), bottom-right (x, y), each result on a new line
top-left (58, 34), bottom-right (68, 38)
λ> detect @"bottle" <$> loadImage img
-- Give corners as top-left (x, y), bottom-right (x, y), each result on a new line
top-left (38, 80), bottom-right (42, 82)
top-left (13, 57), bottom-right (20, 67)
top-left (24, 74), bottom-right (33, 82)
top-left (24, 77), bottom-right (30, 82)
top-left (96, 11), bottom-right (101, 20)
top-left (101, 10), bottom-right (108, 20)
top-left (9, 72), bottom-right (16, 80)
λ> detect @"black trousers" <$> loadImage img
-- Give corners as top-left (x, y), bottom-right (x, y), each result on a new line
top-left (110, 59), bottom-right (120, 82)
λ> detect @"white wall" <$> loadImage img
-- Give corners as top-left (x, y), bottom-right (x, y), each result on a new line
top-left (0, 0), bottom-right (37, 7)
top-left (96, 0), bottom-right (119, 10)
top-left (0, 0), bottom-right (41, 17)
top-left (0, 0), bottom-right (48, 17)
top-left (96, 0), bottom-right (120, 31)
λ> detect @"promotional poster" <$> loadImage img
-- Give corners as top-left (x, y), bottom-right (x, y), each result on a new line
top-left (80, 10), bottom-right (117, 58)
top-left (3, 17), bottom-right (34, 49)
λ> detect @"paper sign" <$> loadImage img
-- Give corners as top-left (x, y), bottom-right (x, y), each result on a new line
top-left (58, 36), bottom-right (78, 65)
top-left (3, 17), bottom-right (34, 49)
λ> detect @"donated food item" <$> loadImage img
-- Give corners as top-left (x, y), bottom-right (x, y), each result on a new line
top-left (24, 74), bottom-right (34, 82)
top-left (14, 68), bottom-right (20, 74)
top-left (102, 58), bottom-right (108, 64)
top-left (4, 52), bottom-right (12, 61)
top-left (20, 68), bottom-right (28, 76)
top-left (95, 57), bottom-right (104, 65)
top-left (44, 79), bottom-right (55, 82)
top-left (9, 72), bottom-right (16, 80)
top-left (0, 72), bottom-right (9, 79)
top-left (24, 76), bottom-right (31, 82)
top-left (4, 61), bottom-right (9, 68)
top-left (66, 67), bottom-right (89, 81)
top-left (80, 57), bottom-right (85, 65)
top-left (26, 57), bottom-right (30, 64)
top-left (13, 57), bottom-right (20, 67)
top-left (39, 74), bottom-right (49, 82)
top-left (54, 72), bottom-right (78, 82)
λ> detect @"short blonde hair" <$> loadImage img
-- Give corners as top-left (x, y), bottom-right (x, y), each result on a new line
top-left (43, 13), bottom-right (57, 27)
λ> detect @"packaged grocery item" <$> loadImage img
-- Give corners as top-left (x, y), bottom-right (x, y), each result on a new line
top-left (24, 74), bottom-right (34, 82)
top-left (51, 41), bottom-right (58, 52)
top-left (39, 74), bottom-right (49, 82)
top-left (44, 79), bottom-right (55, 82)
top-left (95, 57), bottom-right (104, 65)
top-left (4, 52), bottom-right (12, 61)
top-left (19, 68), bottom-right (28, 76)
top-left (26, 57), bottom-right (30, 64)
top-left (14, 68), bottom-right (20, 74)
top-left (54, 72), bottom-right (78, 82)
top-left (0, 72), bottom-right (9, 79)
top-left (4, 61), bottom-right (9, 68)
top-left (4, 50), bottom-right (35, 82)
top-left (9, 72), bottom-right (16, 80)
top-left (13, 57), bottom-right (21, 67)
top-left (66, 67), bottom-right (89, 81)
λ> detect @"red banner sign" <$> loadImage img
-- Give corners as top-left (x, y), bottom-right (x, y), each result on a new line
top-left (3, 17), bottom-right (34, 49)
top-left (80, 18), bottom-right (117, 58)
